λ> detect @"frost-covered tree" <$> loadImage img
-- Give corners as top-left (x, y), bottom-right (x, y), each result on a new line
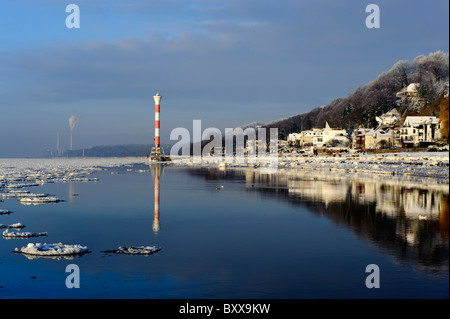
top-left (263, 51), bottom-right (449, 134)
top-left (389, 60), bottom-right (417, 89)
top-left (414, 51), bottom-right (449, 82)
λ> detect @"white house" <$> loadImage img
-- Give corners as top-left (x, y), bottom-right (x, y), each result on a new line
top-left (376, 109), bottom-right (400, 127)
top-left (352, 128), bottom-right (393, 149)
top-left (400, 116), bottom-right (441, 146)
top-left (373, 130), bottom-right (393, 148)
top-left (406, 83), bottom-right (420, 97)
top-left (287, 132), bottom-right (303, 144)
top-left (288, 122), bottom-right (347, 149)
top-left (396, 83), bottom-right (421, 108)
top-left (352, 128), bottom-right (375, 149)
top-left (312, 122), bottom-right (347, 148)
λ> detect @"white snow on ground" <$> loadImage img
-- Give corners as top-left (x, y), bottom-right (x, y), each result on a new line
top-left (171, 151), bottom-right (449, 181)
top-left (2, 229), bottom-right (47, 238)
top-left (273, 152), bottom-right (449, 180)
top-left (104, 246), bottom-right (161, 255)
top-left (3, 153), bottom-right (446, 182)
top-left (14, 243), bottom-right (89, 256)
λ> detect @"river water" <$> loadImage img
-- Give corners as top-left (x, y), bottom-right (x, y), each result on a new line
top-left (0, 160), bottom-right (448, 298)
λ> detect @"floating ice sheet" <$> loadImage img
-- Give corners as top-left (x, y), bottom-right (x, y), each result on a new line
top-left (103, 246), bottom-right (161, 255)
top-left (14, 242), bottom-right (89, 256)
top-left (0, 223), bottom-right (25, 229)
top-left (19, 197), bottom-right (62, 205)
top-left (3, 229), bottom-right (47, 238)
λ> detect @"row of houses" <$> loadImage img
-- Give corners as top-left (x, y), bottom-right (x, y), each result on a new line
top-left (287, 114), bottom-right (443, 150)
top-left (357, 115), bottom-right (442, 149)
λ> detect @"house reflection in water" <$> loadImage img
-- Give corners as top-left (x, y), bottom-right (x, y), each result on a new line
top-left (440, 198), bottom-right (449, 243)
top-left (190, 168), bottom-right (449, 273)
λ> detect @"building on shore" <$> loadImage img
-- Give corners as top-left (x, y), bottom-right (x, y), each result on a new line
top-left (352, 129), bottom-right (393, 150)
top-left (352, 114), bottom-right (442, 150)
top-left (375, 109), bottom-right (400, 127)
top-left (400, 116), bottom-right (441, 147)
top-left (287, 114), bottom-right (443, 151)
top-left (287, 122), bottom-right (347, 149)
top-left (395, 83), bottom-right (423, 110)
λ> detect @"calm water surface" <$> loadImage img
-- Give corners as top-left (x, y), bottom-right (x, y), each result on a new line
top-left (0, 162), bottom-right (448, 298)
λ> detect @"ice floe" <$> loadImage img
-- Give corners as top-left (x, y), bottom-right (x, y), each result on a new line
top-left (0, 209), bottom-right (13, 215)
top-left (103, 246), bottom-right (161, 255)
top-left (0, 191), bottom-right (49, 199)
top-left (2, 229), bottom-right (47, 238)
top-left (0, 158), bottom-right (148, 201)
top-left (1, 158), bottom-right (154, 259)
top-left (14, 242), bottom-right (89, 256)
top-left (0, 223), bottom-right (25, 229)
top-left (19, 197), bottom-right (62, 205)
top-left (3, 182), bottom-right (39, 189)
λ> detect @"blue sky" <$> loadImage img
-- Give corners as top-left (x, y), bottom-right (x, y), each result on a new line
top-left (0, 0), bottom-right (449, 157)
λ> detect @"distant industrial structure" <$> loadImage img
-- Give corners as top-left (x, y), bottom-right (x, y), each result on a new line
top-left (57, 132), bottom-right (60, 156)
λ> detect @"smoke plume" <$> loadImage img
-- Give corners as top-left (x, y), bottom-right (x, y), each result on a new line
top-left (69, 115), bottom-right (80, 131)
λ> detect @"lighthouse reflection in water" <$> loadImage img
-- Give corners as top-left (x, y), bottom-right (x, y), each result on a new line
top-left (151, 164), bottom-right (163, 234)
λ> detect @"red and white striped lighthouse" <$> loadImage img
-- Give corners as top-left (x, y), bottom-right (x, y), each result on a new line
top-left (153, 93), bottom-right (162, 148)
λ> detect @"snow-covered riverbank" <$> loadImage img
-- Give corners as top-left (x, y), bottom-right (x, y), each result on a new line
top-left (1, 152), bottom-right (448, 186)
top-left (275, 151), bottom-right (449, 180)
top-left (169, 151), bottom-right (449, 182)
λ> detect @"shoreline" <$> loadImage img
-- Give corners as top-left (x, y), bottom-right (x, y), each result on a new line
top-left (1, 151), bottom-right (449, 184)
top-left (168, 151), bottom-right (450, 183)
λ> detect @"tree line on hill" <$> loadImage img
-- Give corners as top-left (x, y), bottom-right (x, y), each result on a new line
top-left (261, 51), bottom-right (449, 142)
